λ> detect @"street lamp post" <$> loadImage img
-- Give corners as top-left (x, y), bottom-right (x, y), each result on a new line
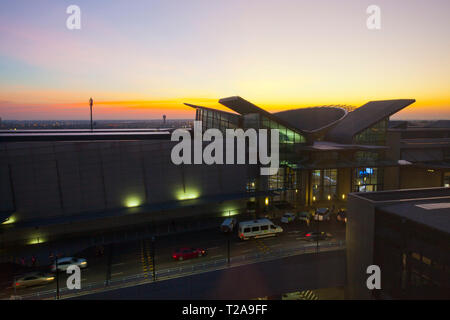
top-left (227, 235), bottom-right (231, 266)
top-left (55, 257), bottom-right (59, 300)
top-left (89, 97), bottom-right (93, 131)
top-left (227, 211), bottom-right (231, 266)
top-left (316, 214), bottom-right (319, 254)
top-left (151, 236), bottom-right (156, 281)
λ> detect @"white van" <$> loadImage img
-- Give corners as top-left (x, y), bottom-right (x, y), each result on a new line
top-left (221, 218), bottom-right (237, 233)
top-left (238, 219), bottom-right (283, 240)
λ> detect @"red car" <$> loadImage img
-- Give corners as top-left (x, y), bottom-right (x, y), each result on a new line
top-left (172, 247), bottom-right (207, 261)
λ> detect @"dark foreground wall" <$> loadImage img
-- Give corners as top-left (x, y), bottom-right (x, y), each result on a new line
top-left (78, 250), bottom-right (346, 300)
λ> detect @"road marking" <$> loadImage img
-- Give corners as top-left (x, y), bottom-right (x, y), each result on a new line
top-left (298, 290), bottom-right (319, 300)
top-left (241, 249), bottom-right (252, 253)
top-left (210, 254), bottom-right (224, 259)
top-left (208, 246), bottom-right (220, 250)
top-left (111, 272), bottom-right (123, 277)
top-left (255, 239), bottom-right (271, 253)
top-left (235, 242), bottom-right (246, 246)
top-left (112, 262), bottom-right (125, 267)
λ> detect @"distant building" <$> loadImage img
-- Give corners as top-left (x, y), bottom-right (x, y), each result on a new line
top-left (347, 187), bottom-right (450, 299)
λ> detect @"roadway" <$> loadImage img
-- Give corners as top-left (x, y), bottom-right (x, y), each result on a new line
top-left (0, 217), bottom-right (346, 299)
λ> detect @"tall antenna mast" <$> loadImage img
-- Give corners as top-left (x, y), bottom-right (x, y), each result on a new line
top-left (89, 97), bottom-right (93, 131)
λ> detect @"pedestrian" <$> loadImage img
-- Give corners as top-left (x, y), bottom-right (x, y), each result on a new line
top-left (31, 256), bottom-right (36, 267)
top-left (20, 257), bottom-right (25, 267)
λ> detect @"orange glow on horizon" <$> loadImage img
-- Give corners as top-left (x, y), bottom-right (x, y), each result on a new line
top-left (1, 96), bottom-right (449, 120)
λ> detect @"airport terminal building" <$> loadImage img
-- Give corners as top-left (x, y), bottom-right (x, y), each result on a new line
top-left (1, 96), bottom-right (449, 246)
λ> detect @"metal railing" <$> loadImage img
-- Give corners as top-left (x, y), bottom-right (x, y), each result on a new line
top-left (9, 240), bottom-right (345, 300)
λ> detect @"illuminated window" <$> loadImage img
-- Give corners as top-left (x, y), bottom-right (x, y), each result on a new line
top-left (312, 169), bottom-right (337, 201)
top-left (353, 167), bottom-right (383, 192)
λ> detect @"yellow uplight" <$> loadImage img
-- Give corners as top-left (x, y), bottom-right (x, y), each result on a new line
top-left (125, 196), bottom-right (142, 208)
top-left (176, 189), bottom-right (200, 201)
top-left (27, 236), bottom-right (46, 245)
top-left (2, 215), bottom-right (16, 225)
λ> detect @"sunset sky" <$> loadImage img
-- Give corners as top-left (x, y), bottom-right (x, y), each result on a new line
top-left (0, 0), bottom-right (449, 120)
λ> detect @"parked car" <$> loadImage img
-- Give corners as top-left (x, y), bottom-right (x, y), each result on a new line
top-left (303, 231), bottom-right (332, 242)
top-left (281, 212), bottom-right (296, 224)
top-left (14, 272), bottom-right (55, 288)
top-left (221, 218), bottom-right (237, 233)
top-left (297, 211), bottom-right (313, 224)
top-left (172, 247), bottom-right (207, 261)
top-left (51, 257), bottom-right (87, 272)
top-left (336, 209), bottom-right (347, 223)
top-left (313, 207), bottom-right (331, 221)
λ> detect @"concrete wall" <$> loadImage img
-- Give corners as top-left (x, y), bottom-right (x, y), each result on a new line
top-left (383, 166), bottom-right (400, 190)
top-left (337, 168), bottom-right (351, 197)
top-left (346, 194), bottom-right (376, 300)
top-left (399, 167), bottom-right (443, 189)
top-left (0, 140), bottom-right (258, 242)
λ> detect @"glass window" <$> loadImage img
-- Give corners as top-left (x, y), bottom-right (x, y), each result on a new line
top-left (268, 167), bottom-right (297, 191)
top-left (252, 226), bottom-right (260, 232)
top-left (355, 151), bottom-right (380, 162)
top-left (353, 167), bottom-right (383, 192)
top-left (197, 108), bottom-right (241, 133)
top-left (312, 169), bottom-right (337, 201)
top-left (444, 172), bottom-right (450, 188)
top-left (261, 225), bottom-right (268, 231)
top-left (354, 118), bottom-right (388, 146)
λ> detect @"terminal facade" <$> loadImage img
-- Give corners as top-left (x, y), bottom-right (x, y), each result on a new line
top-left (189, 96), bottom-right (449, 208)
top-left (1, 96), bottom-right (449, 246)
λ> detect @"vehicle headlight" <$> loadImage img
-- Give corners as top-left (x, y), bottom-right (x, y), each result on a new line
top-left (46, 277), bottom-right (55, 281)
top-left (80, 261), bottom-right (87, 265)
